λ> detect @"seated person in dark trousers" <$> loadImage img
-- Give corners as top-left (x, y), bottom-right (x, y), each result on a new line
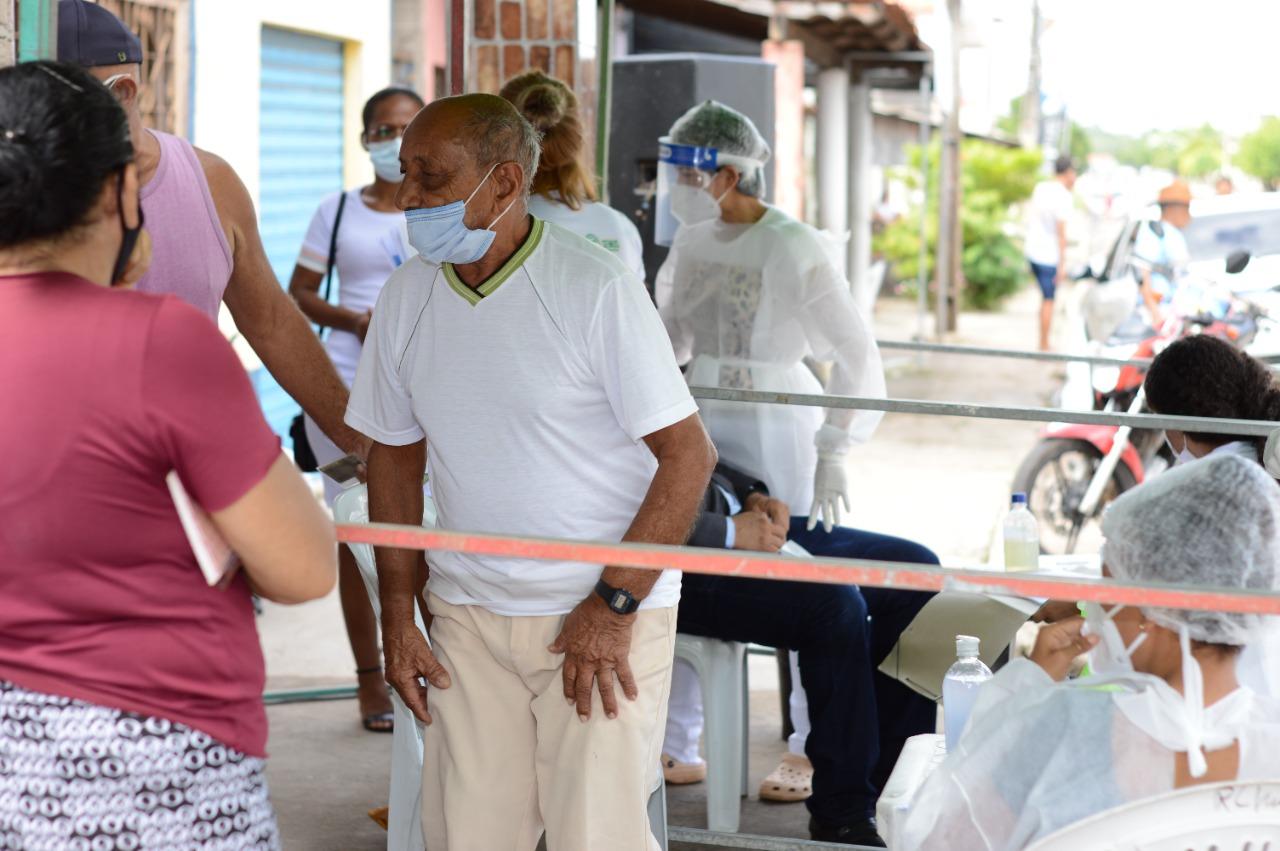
top-left (669, 462), bottom-right (937, 847)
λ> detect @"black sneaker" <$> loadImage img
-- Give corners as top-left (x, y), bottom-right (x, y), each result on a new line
top-left (808, 815), bottom-right (887, 847)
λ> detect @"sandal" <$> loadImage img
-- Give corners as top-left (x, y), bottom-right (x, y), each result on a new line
top-left (759, 752), bottom-right (813, 802)
top-left (357, 667), bottom-right (394, 734)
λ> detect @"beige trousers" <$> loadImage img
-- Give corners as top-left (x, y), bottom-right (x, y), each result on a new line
top-left (421, 593), bottom-right (676, 851)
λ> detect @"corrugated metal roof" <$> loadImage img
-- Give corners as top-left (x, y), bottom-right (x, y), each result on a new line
top-left (622, 0), bottom-right (927, 70)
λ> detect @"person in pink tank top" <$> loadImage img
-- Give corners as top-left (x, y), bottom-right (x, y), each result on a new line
top-left (57, 0), bottom-right (368, 463)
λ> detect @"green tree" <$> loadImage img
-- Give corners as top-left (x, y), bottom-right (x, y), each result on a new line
top-left (875, 140), bottom-right (1043, 310)
top-left (1237, 117), bottom-right (1280, 190)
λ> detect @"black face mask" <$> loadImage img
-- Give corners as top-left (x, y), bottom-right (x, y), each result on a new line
top-left (111, 171), bottom-right (145, 285)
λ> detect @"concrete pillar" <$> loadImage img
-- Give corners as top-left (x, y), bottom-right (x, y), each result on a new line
top-left (847, 77), bottom-right (874, 314)
top-left (763, 39), bottom-right (806, 221)
top-left (816, 66), bottom-right (849, 262)
top-left (1, 1), bottom-right (15, 69)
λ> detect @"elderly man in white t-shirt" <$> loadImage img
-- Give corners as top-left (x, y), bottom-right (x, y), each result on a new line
top-left (346, 94), bottom-right (716, 851)
top-left (1024, 154), bottom-right (1076, 351)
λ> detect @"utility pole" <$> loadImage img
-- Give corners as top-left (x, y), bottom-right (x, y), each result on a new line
top-left (935, 0), bottom-right (962, 336)
top-left (1018, 0), bottom-right (1042, 149)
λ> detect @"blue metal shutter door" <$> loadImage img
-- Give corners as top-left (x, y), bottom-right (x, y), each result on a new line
top-left (253, 26), bottom-right (345, 446)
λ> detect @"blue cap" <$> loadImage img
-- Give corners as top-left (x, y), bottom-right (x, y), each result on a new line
top-left (1012, 492), bottom-right (1028, 504)
top-left (57, 0), bottom-right (143, 68)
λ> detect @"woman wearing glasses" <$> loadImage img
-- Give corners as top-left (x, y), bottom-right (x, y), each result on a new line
top-left (287, 86), bottom-right (425, 734)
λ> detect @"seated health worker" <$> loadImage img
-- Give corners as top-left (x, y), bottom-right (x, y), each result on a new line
top-left (1144, 333), bottom-right (1280, 470)
top-left (1144, 333), bottom-right (1280, 698)
top-left (901, 455), bottom-right (1280, 851)
top-left (0, 61), bottom-right (336, 849)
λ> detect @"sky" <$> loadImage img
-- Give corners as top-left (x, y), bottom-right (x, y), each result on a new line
top-left (1037, 0), bottom-right (1280, 137)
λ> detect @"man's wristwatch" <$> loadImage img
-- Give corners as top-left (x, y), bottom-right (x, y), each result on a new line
top-left (594, 579), bottom-right (640, 615)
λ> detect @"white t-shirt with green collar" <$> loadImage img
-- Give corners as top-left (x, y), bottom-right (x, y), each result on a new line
top-left (346, 217), bottom-right (696, 616)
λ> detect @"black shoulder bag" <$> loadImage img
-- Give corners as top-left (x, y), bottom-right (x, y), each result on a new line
top-left (289, 191), bottom-right (349, 472)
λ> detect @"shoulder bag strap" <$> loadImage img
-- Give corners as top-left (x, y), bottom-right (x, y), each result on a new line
top-left (318, 191), bottom-right (348, 338)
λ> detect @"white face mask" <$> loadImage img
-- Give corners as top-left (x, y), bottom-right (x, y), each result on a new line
top-left (1165, 433), bottom-right (1197, 467)
top-left (670, 182), bottom-right (727, 226)
top-left (1082, 601), bottom-right (1149, 675)
top-left (368, 138), bottom-right (404, 184)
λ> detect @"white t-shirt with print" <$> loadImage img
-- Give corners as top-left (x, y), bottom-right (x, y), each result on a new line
top-left (346, 218), bottom-right (696, 617)
top-left (298, 189), bottom-right (408, 385)
top-left (1024, 179), bottom-right (1073, 267)
top-left (528, 193), bottom-right (645, 281)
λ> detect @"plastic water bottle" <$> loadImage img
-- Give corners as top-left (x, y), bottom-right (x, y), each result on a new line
top-left (1003, 492), bottom-right (1040, 572)
top-left (943, 635), bottom-right (993, 752)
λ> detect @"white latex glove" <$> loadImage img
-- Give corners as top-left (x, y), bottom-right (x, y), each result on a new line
top-left (807, 454), bottom-right (850, 533)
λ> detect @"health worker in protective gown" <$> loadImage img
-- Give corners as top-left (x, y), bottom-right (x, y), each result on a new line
top-left (654, 100), bottom-right (939, 846)
top-left (654, 101), bottom-right (883, 530)
top-left (901, 455), bottom-right (1280, 851)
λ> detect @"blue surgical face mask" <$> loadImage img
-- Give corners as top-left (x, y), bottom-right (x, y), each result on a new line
top-left (404, 164), bottom-right (516, 265)
top-left (368, 138), bottom-right (404, 184)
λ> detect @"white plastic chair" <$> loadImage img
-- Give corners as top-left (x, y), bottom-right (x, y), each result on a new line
top-left (1027, 779), bottom-right (1280, 851)
top-left (334, 484), bottom-right (670, 850)
top-left (333, 485), bottom-right (432, 851)
top-left (673, 634), bottom-right (749, 832)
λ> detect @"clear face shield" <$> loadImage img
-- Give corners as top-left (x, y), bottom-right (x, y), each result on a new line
top-left (655, 139), bottom-right (722, 246)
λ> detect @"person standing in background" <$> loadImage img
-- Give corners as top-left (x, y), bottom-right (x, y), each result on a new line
top-left (1024, 154), bottom-right (1076, 351)
top-left (287, 86), bottom-right (425, 735)
top-left (1133, 180), bottom-right (1193, 328)
top-left (57, 0), bottom-right (367, 460)
top-left (500, 70), bottom-right (645, 280)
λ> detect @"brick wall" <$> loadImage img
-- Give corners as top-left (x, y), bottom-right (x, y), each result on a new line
top-left (471, 0), bottom-right (578, 92)
top-left (470, 0), bottom-right (599, 179)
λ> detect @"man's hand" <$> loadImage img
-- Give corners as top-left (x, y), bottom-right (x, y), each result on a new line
top-left (548, 594), bottom-right (637, 722)
top-left (745, 492), bottom-right (790, 530)
top-left (382, 616), bottom-right (451, 724)
top-left (1028, 616), bottom-right (1098, 682)
top-left (732, 510), bottom-right (786, 552)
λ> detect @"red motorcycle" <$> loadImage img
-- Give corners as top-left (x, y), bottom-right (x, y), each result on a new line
top-left (1013, 252), bottom-right (1264, 554)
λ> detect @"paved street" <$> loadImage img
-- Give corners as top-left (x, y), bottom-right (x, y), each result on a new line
top-left (259, 284), bottom-right (1070, 849)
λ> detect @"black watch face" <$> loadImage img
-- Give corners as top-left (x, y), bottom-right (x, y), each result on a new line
top-left (611, 591), bottom-right (631, 612)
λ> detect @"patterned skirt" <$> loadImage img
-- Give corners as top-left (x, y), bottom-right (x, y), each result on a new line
top-left (0, 681), bottom-right (280, 851)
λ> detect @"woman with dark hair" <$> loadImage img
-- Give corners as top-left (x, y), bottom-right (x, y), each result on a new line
top-left (500, 70), bottom-right (645, 279)
top-left (0, 61), bottom-right (336, 848)
top-left (287, 85), bottom-right (424, 734)
top-left (1143, 333), bottom-right (1280, 469)
top-left (1144, 333), bottom-right (1280, 699)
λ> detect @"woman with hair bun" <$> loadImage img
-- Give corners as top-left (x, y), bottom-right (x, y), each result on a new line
top-left (500, 70), bottom-right (645, 280)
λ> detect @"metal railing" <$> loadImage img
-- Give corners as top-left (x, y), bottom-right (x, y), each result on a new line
top-left (320, 373), bottom-right (1280, 851)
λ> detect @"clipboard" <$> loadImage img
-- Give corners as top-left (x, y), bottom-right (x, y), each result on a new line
top-left (878, 592), bottom-right (1039, 701)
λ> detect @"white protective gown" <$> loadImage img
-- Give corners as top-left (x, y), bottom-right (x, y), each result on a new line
top-left (655, 206), bottom-right (885, 512)
top-left (899, 659), bottom-right (1280, 851)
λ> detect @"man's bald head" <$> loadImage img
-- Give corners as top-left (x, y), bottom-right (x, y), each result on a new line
top-left (407, 94), bottom-right (541, 195)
